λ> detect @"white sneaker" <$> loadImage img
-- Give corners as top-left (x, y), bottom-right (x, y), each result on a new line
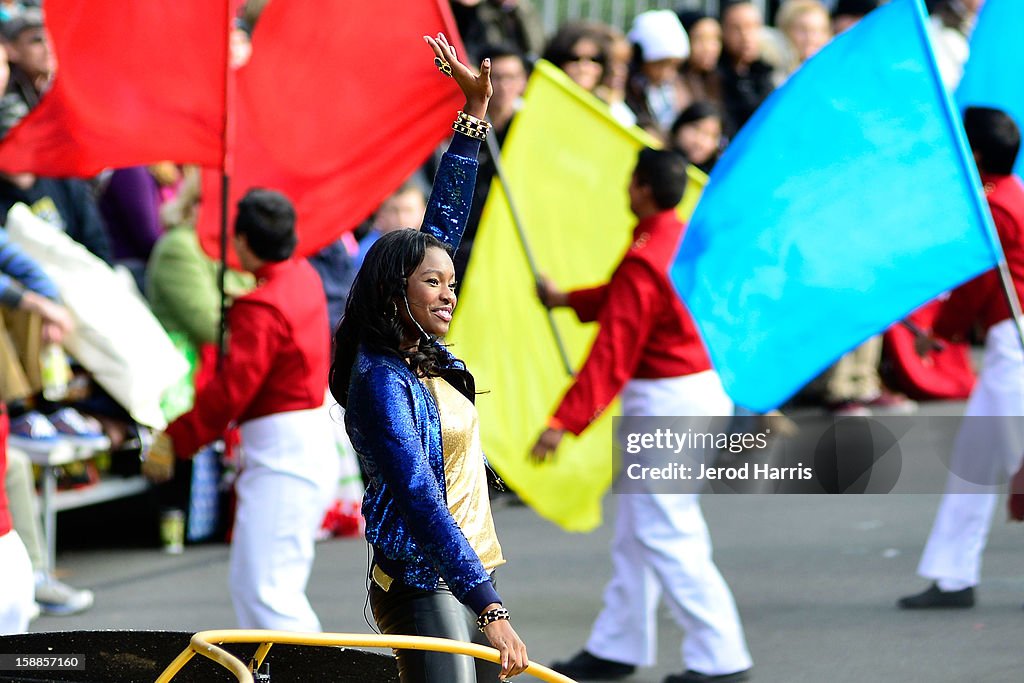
top-left (34, 573), bottom-right (95, 616)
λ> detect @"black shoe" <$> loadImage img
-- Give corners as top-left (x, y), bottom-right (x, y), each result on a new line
top-left (663, 669), bottom-right (752, 683)
top-left (550, 650), bottom-right (636, 680)
top-left (898, 583), bottom-right (975, 609)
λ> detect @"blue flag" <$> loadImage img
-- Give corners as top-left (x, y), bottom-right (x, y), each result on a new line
top-left (956, 0), bottom-right (1024, 179)
top-left (670, 0), bottom-right (1001, 412)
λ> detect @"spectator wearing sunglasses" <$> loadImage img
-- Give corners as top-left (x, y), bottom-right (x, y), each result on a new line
top-left (542, 21), bottom-right (609, 95)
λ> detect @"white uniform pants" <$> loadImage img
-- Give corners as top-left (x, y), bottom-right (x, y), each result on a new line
top-left (918, 319), bottom-right (1024, 589)
top-left (586, 372), bottom-right (752, 675)
top-left (0, 530), bottom-right (35, 635)
top-left (230, 404), bottom-right (339, 632)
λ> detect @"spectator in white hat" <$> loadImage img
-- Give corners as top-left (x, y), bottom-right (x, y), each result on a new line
top-left (624, 9), bottom-right (691, 141)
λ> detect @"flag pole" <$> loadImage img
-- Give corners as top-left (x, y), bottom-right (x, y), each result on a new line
top-left (994, 259), bottom-right (1024, 354)
top-left (484, 121), bottom-right (575, 377)
top-left (217, 1), bottom-right (234, 366)
top-left (218, 172), bottom-right (230, 364)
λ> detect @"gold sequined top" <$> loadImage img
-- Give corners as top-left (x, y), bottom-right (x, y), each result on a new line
top-left (422, 376), bottom-right (505, 572)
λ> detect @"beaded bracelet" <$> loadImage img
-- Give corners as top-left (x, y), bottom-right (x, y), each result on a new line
top-left (452, 110), bottom-right (491, 141)
top-left (476, 606), bottom-right (511, 632)
top-left (453, 122), bottom-right (487, 141)
top-left (457, 110), bottom-right (490, 129)
top-left (452, 121), bottom-right (488, 140)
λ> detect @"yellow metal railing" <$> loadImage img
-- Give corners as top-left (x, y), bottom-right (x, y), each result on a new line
top-left (154, 629), bottom-right (577, 683)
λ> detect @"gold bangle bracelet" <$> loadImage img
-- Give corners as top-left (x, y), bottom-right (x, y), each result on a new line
top-left (457, 110), bottom-right (490, 130)
top-left (452, 121), bottom-right (488, 141)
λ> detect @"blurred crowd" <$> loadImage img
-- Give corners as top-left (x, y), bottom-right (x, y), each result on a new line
top-left (0, 0), bottom-right (989, 630)
top-left (446, 0), bottom-right (982, 417)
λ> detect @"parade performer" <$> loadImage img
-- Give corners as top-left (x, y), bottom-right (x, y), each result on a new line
top-left (329, 33), bottom-right (529, 683)
top-left (532, 149), bottom-right (752, 683)
top-left (900, 106), bottom-right (1024, 610)
top-left (142, 188), bottom-right (339, 633)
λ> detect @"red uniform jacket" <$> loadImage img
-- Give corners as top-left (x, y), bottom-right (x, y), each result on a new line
top-left (166, 258), bottom-right (330, 457)
top-left (934, 173), bottom-right (1024, 340)
top-left (553, 208), bottom-right (712, 436)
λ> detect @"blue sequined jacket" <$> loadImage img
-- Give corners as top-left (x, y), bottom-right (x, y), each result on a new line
top-left (345, 134), bottom-right (501, 614)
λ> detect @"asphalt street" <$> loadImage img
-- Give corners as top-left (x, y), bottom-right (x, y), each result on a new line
top-left (10, 400), bottom-right (1024, 682)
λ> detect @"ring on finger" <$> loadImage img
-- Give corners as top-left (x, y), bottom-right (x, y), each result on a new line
top-left (434, 56), bottom-right (453, 77)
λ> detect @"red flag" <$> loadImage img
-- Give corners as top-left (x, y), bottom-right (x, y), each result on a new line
top-left (0, 1), bottom-right (228, 176)
top-left (197, 0), bottom-right (464, 263)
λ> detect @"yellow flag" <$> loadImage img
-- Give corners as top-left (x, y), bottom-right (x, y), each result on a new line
top-left (448, 61), bottom-right (706, 531)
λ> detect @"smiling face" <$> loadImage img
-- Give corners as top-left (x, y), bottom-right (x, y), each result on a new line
top-left (401, 246), bottom-right (457, 340)
top-left (674, 115), bottom-right (722, 166)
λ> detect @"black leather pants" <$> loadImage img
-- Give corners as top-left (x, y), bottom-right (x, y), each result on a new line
top-left (370, 574), bottom-right (501, 683)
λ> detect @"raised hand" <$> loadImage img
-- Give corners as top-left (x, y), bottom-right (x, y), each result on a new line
top-left (424, 32), bottom-right (491, 120)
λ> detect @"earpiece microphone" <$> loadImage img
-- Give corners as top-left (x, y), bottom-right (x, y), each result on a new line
top-left (402, 290), bottom-right (432, 342)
